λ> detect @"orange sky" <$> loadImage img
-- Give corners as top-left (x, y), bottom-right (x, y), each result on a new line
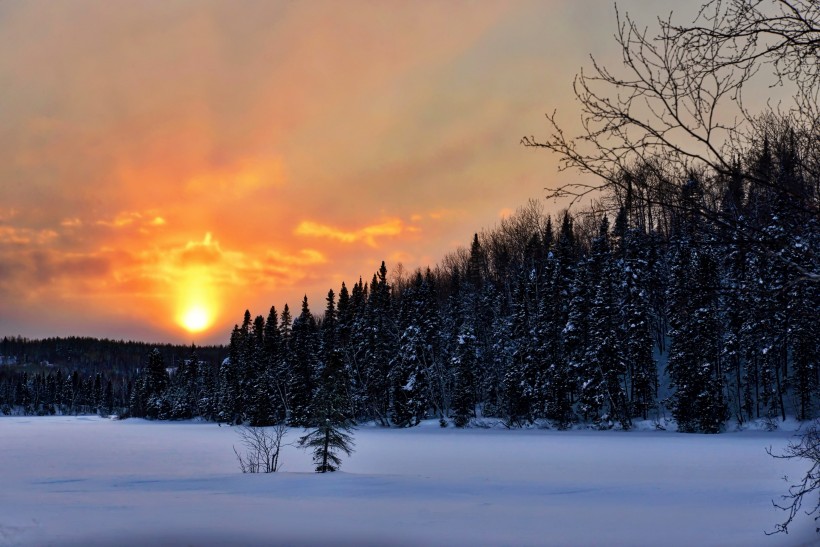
top-left (0, 0), bottom-right (684, 345)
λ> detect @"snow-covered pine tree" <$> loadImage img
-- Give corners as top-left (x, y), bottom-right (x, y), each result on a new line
top-left (666, 179), bottom-right (728, 433)
top-left (502, 279), bottom-right (536, 427)
top-left (580, 216), bottom-right (631, 429)
top-left (217, 325), bottom-right (242, 423)
top-left (252, 314), bottom-right (282, 426)
top-left (613, 208), bottom-right (658, 421)
top-left (137, 348), bottom-right (169, 419)
top-left (362, 263), bottom-right (395, 425)
top-left (563, 256), bottom-right (590, 421)
top-left (391, 272), bottom-right (433, 427)
top-left (345, 278), bottom-right (370, 420)
top-left (263, 305), bottom-right (287, 423)
top-left (535, 226), bottom-right (574, 428)
top-left (451, 323), bottom-right (479, 427)
top-left (298, 349), bottom-right (355, 472)
top-left (276, 303), bottom-right (293, 419)
top-left (288, 296), bottom-right (318, 427)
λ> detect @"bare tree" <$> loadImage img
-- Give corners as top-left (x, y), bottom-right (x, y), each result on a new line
top-left (767, 421), bottom-right (820, 534)
top-left (522, 0), bottom-right (819, 280)
top-left (233, 423), bottom-right (289, 473)
top-left (674, 0), bottom-right (819, 105)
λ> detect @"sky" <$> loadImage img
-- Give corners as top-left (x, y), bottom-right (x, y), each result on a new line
top-left (0, 0), bottom-right (686, 345)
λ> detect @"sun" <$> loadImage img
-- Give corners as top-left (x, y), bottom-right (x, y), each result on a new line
top-left (174, 269), bottom-right (220, 335)
top-left (180, 304), bottom-right (211, 333)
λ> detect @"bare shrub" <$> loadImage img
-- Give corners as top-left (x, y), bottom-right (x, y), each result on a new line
top-left (233, 423), bottom-right (289, 473)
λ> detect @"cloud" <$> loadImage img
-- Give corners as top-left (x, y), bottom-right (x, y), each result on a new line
top-left (428, 208), bottom-right (465, 221)
top-left (60, 218), bottom-right (83, 228)
top-left (266, 248), bottom-right (327, 266)
top-left (294, 218), bottom-right (408, 247)
top-left (0, 226), bottom-right (58, 245)
top-left (176, 232), bottom-right (224, 267)
top-left (95, 210), bottom-right (167, 230)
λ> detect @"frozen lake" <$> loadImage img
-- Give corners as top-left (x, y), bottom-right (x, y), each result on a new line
top-left (0, 416), bottom-right (816, 546)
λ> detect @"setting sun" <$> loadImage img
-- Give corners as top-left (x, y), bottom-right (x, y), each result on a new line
top-left (180, 305), bottom-right (210, 333)
top-left (175, 270), bottom-right (219, 335)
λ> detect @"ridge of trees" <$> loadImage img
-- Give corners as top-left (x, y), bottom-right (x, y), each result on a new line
top-left (0, 338), bottom-right (224, 417)
top-left (118, 122), bottom-right (815, 432)
top-left (2, 123), bottom-right (816, 430)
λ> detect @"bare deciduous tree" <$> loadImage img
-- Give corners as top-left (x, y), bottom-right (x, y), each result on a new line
top-left (522, 0), bottom-right (819, 281)
top-left (233, 423), bottom-right (289, 473)
top-left (767, 421), bottom-right (820, 534)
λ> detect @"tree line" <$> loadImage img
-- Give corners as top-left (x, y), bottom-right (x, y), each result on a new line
top-left (0, 338), bottom-right (224, 416)
top-left (123, 123), bottom-right (815, 433)
top-left (2, 124), bottom-right (816, 432)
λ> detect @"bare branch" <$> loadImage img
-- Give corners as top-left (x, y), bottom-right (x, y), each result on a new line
top-left (233, 423), bottom-right (290, 473)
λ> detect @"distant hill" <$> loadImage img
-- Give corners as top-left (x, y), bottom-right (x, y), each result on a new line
top-left (0, 336), bottom-right (226, 376)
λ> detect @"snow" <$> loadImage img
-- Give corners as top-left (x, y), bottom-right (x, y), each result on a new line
top-left (0, 416), bottom-right (817, 546)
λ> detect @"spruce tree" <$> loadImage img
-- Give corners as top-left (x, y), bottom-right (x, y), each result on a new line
top-left (666, 181), bottom-right (728, 433)
top-left (218, 326), bottom-right (242, 424)
top-left (391, 271), bottom-right (433, 427)
top-left (143, 348), bottom-right (169, 419)
top-left (362, 262), bottom-right (395, 425)
top-left (451, 324), bottom-right (478, 427)
top-left (288, 296), bottom-right (318, 426)
top-left (580, 217), bottom-right (631, 429)
top-left (298, 350), bottom-right (355, 472)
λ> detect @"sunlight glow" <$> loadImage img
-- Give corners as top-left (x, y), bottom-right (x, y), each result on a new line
top-left (175, 270), bottom-right (219, 335)
top-left (181, 305), bottom-right (210, 333)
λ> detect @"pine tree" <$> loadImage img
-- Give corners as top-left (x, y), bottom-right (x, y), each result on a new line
top-left (580, 217), bottom-right (631, 429)
top-left (539, 247), bottom-right (574, 428)
top-left (502, 280), bottom-right (536, 426)
top-left (451, 324), bottom-right (478, 427)
top-left (263, 305), bottom-right (286, 423)
top-left (346, 278), bottom-right (370, 420)
top-left (615, 211), bottom-right (658, 420)
top-left (218, 326), bottom-right (242, 424)
top-left (298, 349), bottom-right (355, 472)
top-left (288, 296), bottom-right (318, 426)
top-left (142, 348), bottom-right (169, 419)
top-left (277, 303), bottom-right (293, 419)
top-left (362, 262), bottom-right (395, 425)
top-left (391, 271), bottom-right (434, 427)
top-left (666, 181), bottom-right (728, 433)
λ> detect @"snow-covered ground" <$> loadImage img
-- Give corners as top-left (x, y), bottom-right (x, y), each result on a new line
top-left (0, 416), bottom-right (816, 546)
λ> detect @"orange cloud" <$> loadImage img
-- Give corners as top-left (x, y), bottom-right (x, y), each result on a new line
top-left (95, 210), bottom-right (167, 230)
top-left (295, 218), bottom-right (407, 247)
top-left (266, 249), bottom-right (327, 266)
top-left (0, 226), bottom-right (58, 245)
top-left (176, 232), bottom-right (224, 267)
top-left (428, 208), bottom-right (465, 221)
top-left (60, 218), bottom-right (83, 228)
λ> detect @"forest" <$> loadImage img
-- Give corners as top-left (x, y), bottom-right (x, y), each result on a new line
top-left (2, 124), bottom-right (816, 434)
top-left (0, 337), bottom-right (225, 417)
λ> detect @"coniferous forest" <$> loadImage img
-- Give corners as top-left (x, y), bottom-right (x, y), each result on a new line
top-left (2, 127), bottom-right (816, 433)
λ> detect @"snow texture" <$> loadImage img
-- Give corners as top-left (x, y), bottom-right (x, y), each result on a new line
top-left (0, 416), bottom-right (817, 546)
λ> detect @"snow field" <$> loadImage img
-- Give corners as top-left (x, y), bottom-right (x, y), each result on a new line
top-left (0, 416), bottom-right (816, 546)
